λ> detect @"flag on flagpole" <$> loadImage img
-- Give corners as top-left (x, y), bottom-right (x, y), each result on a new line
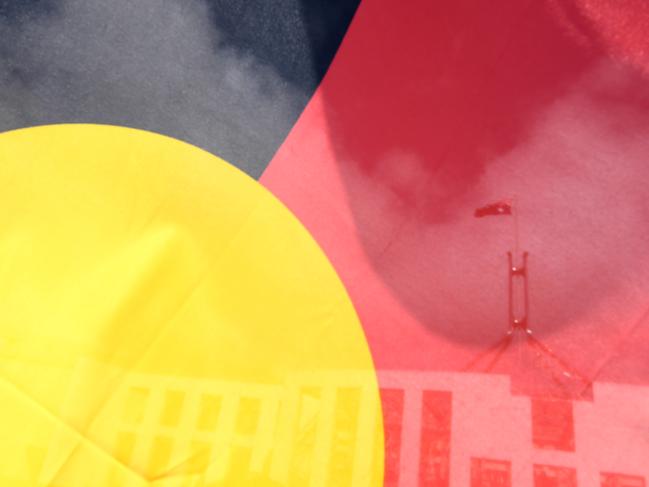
top-left (474, 200), bottom-right (513, 218)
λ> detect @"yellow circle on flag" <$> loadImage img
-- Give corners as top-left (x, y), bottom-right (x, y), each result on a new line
top-left (0, 125), bottom-right (383, 486)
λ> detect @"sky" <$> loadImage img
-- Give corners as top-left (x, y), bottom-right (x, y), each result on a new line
top-left (0, 0), bottom-right (359, 177)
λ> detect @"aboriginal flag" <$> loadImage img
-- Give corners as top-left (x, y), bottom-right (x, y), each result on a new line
top-left (3, 0), bottom-right (649, 486)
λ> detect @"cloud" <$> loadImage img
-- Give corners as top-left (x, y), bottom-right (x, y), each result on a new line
top-left (341, 59), bottom-right (649, 348)
top-left (0, 0), bottom-right (306, 177)
top-left (497, 62), bottom-right (649, 330)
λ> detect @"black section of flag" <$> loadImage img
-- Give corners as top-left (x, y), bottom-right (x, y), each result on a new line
top-left (0, 0), bottom-right (361, 179)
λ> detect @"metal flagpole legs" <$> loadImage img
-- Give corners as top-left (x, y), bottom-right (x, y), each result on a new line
top-left (463, 251), bottom-right (531, 373)
top-left (507, 251), bottom-right (531, 335)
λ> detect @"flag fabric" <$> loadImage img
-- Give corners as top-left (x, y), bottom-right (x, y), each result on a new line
top-left (474, 200), bottom-right (513, 217)
top-left (3, 0), bottom-right (649, 485)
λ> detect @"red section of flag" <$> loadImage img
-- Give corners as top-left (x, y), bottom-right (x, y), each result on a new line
top-left (474, 200), bottom-right (513, 218)
top-left (261, 0), bottom-right (649, 482)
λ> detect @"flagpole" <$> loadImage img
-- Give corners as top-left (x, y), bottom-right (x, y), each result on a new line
top-left (513, 194), bottom-right (519, 257)
top-left (471, 197), bottom-right (591, 398)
